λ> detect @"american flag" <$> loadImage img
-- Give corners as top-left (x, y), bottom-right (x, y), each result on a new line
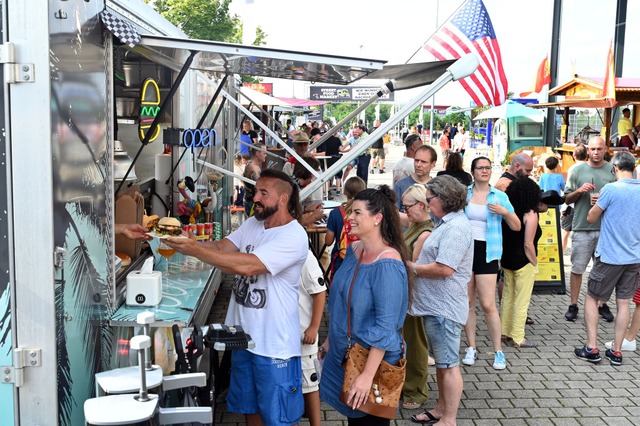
top-left (424, 0), bottom-right (508, 106)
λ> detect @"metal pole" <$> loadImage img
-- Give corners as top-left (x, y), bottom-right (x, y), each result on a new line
top-left (614, 0), bottom-right (627, 77)
top-left (222, 90), bottom-right (320, 178)
top-left (301, 54), bottom-right (480, 199)
top-left (545, 0), bottom-right (562, 147)
top-left (428, 0), bottom-right (439, 145)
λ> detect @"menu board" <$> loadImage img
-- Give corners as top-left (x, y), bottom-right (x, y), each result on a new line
top-left (534, 206), bottom-right (567, 293)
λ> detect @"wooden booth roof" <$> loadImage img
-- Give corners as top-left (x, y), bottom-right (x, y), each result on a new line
top-left (532, 75), bottom-right (640, 109)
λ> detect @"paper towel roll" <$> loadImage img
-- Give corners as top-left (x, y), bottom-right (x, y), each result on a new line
top-left (152, 154), bottom-right (172, 216)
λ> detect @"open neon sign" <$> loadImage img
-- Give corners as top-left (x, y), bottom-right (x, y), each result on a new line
top-left (182, 128), bottom-right (217, 149)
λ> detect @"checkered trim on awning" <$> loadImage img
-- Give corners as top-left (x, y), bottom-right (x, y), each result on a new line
top-left (100, 10), bottom-right (141, 48)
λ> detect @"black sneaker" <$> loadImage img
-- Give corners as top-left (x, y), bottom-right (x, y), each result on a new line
top-left (379, 169), bottom-right (385, 174)
top-left (599, 304), bottom-right (614, 322)
top-left (574, 346), bottom-right (602, 363)
top-left (565, 304), bottom-right (579, 321)
top-left (605, 348), bottom-right (622, 366)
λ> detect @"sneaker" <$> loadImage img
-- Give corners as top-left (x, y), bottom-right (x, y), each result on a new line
top-left (605, 348), bottom-right (623, 366)
top-left (493, 351), bottom-right (507, 370)
top-left (462, 347), bottom-right (477, 366)
top-left (605, 338), bottom-right (637, 351)
top-left (574, 346), bottom-right (602, 363)
top-left (370, 169), bottom-right (375, 174)
top-left (565, 304), bottom-right (579, 321)
top-left (379, 169), bottom-right (385, 174)
top-left (599, 304), bottom-right (615, 322)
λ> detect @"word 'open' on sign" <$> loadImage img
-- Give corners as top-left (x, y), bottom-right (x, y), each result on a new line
top-left (182, 128), bottom-right (217, 149)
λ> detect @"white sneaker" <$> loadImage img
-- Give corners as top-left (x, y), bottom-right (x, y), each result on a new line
top-left (604, 338), bottom-right (637, 351)
top-left (462, 347), bottom-right (477, 366)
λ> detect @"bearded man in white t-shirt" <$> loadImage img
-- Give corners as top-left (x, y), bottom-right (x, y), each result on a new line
top-left (166, 169), bottom-right (308, 426)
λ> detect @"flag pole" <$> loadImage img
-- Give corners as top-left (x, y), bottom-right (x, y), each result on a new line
top-left (402, 0), bottom-right (466, 145)
top-left (403, 0), bottom-right (467, 65)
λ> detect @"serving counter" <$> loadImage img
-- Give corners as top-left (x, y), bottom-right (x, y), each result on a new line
top-left (111, 252), bottom-right (221, 328)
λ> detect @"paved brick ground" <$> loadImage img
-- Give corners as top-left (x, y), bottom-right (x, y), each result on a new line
top-left (209, 256), bottom-right (640, 425)
top-left (210, 143), bottom-right (640, 424)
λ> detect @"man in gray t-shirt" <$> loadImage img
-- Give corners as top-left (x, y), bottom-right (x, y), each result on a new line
top-left (563, 136), bottom-right (616, 323)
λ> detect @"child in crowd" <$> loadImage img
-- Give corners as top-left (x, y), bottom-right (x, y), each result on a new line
top-left (538, 156), bottom-right (565, 194)
top-left (298, 250), bottom-right (327, 426)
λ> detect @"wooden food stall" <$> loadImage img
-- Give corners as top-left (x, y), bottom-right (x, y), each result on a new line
top-left (533, 75), bottom-right (640, 174)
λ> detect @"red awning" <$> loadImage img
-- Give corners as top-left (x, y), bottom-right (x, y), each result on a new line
top-left (276, 97), bottom-right (328, 106)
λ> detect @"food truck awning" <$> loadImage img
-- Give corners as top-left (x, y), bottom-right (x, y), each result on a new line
top-left (127, 34), bottom-right (386, 85)
top-left (364, 60), bottom-right (456, 90)
top-left (239, 86), bottom-right (290, 106)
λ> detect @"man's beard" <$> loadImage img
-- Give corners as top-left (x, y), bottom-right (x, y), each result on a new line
top-left (515, 169), bottom-right (528, 179)
top-left (254, 203), bottom-right (278, 221)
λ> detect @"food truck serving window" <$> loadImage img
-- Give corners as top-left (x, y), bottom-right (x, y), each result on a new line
top-left (517, 122), bottom-right (543, 137)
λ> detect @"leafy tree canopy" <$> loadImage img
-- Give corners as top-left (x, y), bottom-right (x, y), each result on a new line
top-left (146, 0), bottom-right (267, 46)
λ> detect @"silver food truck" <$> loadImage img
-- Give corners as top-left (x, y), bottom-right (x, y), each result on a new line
top-left (0, 0), bottom-right (478, 423)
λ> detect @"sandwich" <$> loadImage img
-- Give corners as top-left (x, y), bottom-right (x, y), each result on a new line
top-left (143, 214), bottom-right (159, 231)
top-left (155, 217), bottom-right (182, 237)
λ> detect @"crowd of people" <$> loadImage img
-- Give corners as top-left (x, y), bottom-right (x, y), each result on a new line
top-left (117, 119), bottom-right (640, 426)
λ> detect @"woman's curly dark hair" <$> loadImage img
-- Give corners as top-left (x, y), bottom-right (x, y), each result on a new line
top-left (505, 177), bottom-right (541, 218)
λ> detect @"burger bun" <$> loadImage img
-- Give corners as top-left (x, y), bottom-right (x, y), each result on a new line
top-left (115, 252), bottom-right (132, 267)
top-left (158, 217), bottom-right (181, 228)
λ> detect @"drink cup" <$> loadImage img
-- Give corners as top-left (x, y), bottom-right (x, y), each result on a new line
top-left (590, 191), bottom-right (600, 205)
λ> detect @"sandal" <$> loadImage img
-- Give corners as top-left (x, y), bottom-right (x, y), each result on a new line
top-left (403, 401), bottom-right (422, 410)
top-left (411, 410), bottom-right (440, 424)
top-left (501, 335), bottom-right (514, 346)
top-left (514, 337), bottom-right (537, 348)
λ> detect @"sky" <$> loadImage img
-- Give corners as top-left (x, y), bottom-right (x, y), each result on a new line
top-left (229, 0), bottom-right (640, 108)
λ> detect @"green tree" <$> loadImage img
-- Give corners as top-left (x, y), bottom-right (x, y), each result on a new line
top-left (324, 103), bottom-right (358, 126)
top-left (146, 0), bottom-right (267, 46)
top-left (149, 0), bottom-right (236, 41)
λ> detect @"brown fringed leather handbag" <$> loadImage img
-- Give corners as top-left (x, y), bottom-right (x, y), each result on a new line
top-left (339, 251), bottom-right (406, 419)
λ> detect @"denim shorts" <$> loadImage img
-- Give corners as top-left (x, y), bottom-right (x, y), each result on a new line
top-left (422, 315), bottom-right (462, 368)
top-left (227, 350), bottom-right (303, 425)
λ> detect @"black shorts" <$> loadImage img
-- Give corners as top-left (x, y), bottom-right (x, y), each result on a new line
top-left (561, 206), bottom-right (573, 231)
top-left (472, 240), bottom-right (499, 275)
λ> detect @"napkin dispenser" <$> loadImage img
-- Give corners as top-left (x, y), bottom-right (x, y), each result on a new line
top-left (126, 257), bottom-right (162, 307)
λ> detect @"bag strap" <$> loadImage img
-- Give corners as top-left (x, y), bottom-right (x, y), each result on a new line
top-left (346, 247), bottom-right (363, 348)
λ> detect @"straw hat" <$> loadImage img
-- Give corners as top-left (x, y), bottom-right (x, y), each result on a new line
top-left (293, 132), bottom-right (310, 143)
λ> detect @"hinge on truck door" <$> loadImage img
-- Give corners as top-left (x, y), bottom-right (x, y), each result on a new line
top-left (0, 42), bottom-right (34, 84)
top-left (1, 348), bottom-right (42, 387)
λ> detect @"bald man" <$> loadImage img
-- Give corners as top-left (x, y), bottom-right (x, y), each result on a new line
top-left (494, 153), bottom-right (534, 191)
top-left (563, 136), bottom-right (616, 323)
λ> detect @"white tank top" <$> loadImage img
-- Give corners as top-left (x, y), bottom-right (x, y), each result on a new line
top-left (466, 202), bottom-right (487, 241)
